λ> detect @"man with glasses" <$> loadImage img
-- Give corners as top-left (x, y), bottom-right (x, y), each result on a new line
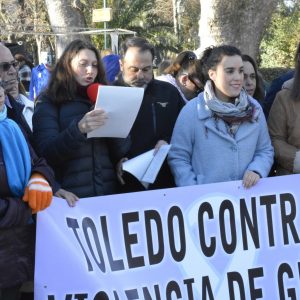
top-left (114, 36), bottom-right (185, 192)
top-left (0, 44), bottom-right (33, 135)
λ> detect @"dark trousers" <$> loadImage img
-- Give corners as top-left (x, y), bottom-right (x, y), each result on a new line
top-left (0, 284), bottom-right (21, 300)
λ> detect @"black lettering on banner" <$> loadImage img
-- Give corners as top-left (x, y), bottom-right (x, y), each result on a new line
top-left (248, 267), bottom-right (264, 300)
top-left (240, 197), bottom-right (260, 250)
top-left (82, 217), bottom-right (106, 273)
top-left (100, 216), bottom-right (125, 271)
top-left (227, 271), bottom-right (246, 300)
top-left (66, 218), bottom-right (93, 271)
top-left (93, 291), bottom-right (110, 300)
top-left (198, 202), bottom-right (216, 257)
top-left (219, 200), bottom-right (237, 254)
top-left (144, 210), bottom-right (164, 265)
top-left (166, 280), bottom-right (182, 299)
top-left (280, 193), bottom-right (300, 245)
top-left (277, 263), bottom-right (296, 300)
top-left (74, 294), bottom-right (88, 300)
top-left (48, 296), bottom-right (72, 300)
top-left (122, 212), bottom-right (145, 268)
top-left (202, 276), bottom-right (214, 300)
top-left (125, 289), bottom-right (139, 299)
top-left (142, 284), bottom-right (161, 300)
top-left (168, 206), bottom-right (186, 262)
top-left (260, 195), bottom-right (276, 247)
top-left (183, 278), bottom-right (195, 300)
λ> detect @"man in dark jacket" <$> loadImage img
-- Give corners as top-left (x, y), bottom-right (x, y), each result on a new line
top-left (114, 37), bottom-right (185, 192)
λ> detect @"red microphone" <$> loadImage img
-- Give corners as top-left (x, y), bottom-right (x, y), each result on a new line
top-left (87, 83), bottom-right (102, 104)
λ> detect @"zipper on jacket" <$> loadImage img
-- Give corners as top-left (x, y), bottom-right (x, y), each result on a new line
top-left (151, 102), bottom-right (157, 135)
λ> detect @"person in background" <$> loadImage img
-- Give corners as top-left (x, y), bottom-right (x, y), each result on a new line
top-left (268, 42), bottom-right (300, 176)
top-left (114, 36), bottom-right (184, 192)
top-left (29, 55), bottom-right (51, 101)
top-left (15, 54), bottom-right (34, 94)
top-left (156, 51), bottom-right (203, 103)
top-left (168, 45), bottom-right (274, 188)
top-left (102, 51), bottom-right (120, 84)
top-left (263, 70), bottom-right (294, 118)
top-left (33, 39), bottom-right (129, 198)
top-left (0, 83), bottom-right (54, 300)
top-left (0, 45), bottom-right (34, 133)
top-left (242, 54), bottom-right (265, 104)
top-left (156, 59), bottom-right (171, 76)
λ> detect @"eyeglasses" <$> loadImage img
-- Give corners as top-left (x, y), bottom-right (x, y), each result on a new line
top-left (188, 75), bottom-right (203, 94)
top-left (0, 61), bottom-right (20, 72)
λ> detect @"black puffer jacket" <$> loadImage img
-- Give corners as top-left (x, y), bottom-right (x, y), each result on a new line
top-left (33, 93), bottom-right (129, 198)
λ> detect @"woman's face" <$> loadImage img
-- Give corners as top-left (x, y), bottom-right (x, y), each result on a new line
top-left (71, 49), bottom-right (98, 86)
top-left (243, 61), bottom-right (256, 97)
top-left (0, 87), bottom-right (5, 111)
top-left (208, 55), bottom-right (244, 102)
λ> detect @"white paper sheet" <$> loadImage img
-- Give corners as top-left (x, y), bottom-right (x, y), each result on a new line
top-left (87, 86), bottom-right (144, 138)
top-left (123, 144), bottom-right (172, 186)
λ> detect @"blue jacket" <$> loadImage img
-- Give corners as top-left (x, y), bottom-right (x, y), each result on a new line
top-left (29, 63), bottom-right (51, 100)
top-left (168, 93), bottom-right (274, 187)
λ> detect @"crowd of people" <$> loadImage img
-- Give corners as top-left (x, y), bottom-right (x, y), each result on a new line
top-left (0, 36), bottom-right (299, 299)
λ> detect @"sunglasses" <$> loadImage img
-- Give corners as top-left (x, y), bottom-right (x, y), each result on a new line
top-left (0, 61), bottom-right (20, 72)
top-left (188, 75), bottom-right (203, 94)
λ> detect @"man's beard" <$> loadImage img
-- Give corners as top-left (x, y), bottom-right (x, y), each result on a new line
top-left (130, 80), bottom-right (148, 89)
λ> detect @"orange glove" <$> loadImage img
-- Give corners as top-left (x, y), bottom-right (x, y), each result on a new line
top-left (22, 173), bottom-right (53, 213)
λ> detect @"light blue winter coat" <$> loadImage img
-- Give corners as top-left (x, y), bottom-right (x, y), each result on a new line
top-left (168, 93), bottom-right (274, 187)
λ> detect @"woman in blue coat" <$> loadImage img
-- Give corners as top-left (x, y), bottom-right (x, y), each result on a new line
top-left (168, 45), bottom-right (274, 188)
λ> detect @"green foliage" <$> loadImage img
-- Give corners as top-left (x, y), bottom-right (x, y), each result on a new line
top-left (89, 0), bottom-right (200, 61)
top-left (260, 1), bottom-right (300, 67)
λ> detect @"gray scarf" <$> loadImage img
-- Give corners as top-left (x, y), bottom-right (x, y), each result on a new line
top-left (204, 80), bottom-right (253, 122)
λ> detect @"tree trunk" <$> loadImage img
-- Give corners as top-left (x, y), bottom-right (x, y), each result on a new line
top-left (44, 0), bottom-right (90, 58)
top-left (198, 0), bottom-right (279, 59)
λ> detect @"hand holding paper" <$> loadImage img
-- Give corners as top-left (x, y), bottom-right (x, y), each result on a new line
top-left (78, 109), bottom-right (108, 134)
top-left (122, 144), bottom-right (172, 188)
top-left (87, 85), bottom-right (144, 138)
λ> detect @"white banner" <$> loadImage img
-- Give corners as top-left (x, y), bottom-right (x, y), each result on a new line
top-left (35, 174), bottom-right (300, 300)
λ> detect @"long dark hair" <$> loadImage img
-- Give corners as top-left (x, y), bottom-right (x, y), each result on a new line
top-left (242, 54), bottom-right (265, 103)
top-left (291, 42), bottom-right (300, 102)
top-left (46, 39), bottom-right (107, 104)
